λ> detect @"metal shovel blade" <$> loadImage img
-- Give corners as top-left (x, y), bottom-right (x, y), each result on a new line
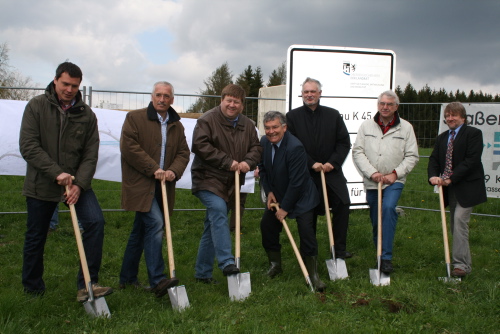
top-left (84, 297), bottom-right (111, 318)
top-left (438, 276), bottom-right (461, 283)
top-left (369, 268), bottom-right (390, 286)
top-left (326, 258), bottom-right (348, 280)
top-left (228, 272), bottom-right (251, 301)
top-left (438, 264), bottom-right (461, 283)
top-left (167, 285), bottom-right (190, 311)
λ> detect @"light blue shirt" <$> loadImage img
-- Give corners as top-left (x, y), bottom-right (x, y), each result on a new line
top-left (448, 124), bottom-right (463, 144)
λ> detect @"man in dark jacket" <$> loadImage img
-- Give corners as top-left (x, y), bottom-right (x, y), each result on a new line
top-left (19, 62), bottom-right (112, 301)
top-left (259, 111), bottom-right (325, 291)
top-left (191, 84), bottom-right (262, 284)
top-left (119, 81), bottom-right (190, 296)
top-left (428, 102), bottom-right (487, 277)
top-left (287, 77), bottom-right (352, 259)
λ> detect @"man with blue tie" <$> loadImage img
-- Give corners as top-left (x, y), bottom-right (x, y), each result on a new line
top-left (428, 102), bottom-right (487, 278)
top-left (258, 111), bottom-right (325, 291)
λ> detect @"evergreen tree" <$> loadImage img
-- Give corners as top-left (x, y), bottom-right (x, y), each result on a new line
top-left (267, 61), bottom-right (286, 86)
top-left (188, 62), bottom-right (233, 113)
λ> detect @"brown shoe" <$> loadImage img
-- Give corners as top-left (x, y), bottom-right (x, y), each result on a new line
top-left (451, 268), bottom-right (467, 277)
top-left (152, 277), bottom-right (179, 298)
top-left (77, 284), bottom-right (113, 302)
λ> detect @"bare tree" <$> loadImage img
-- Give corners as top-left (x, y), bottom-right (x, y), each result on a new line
top-left (0, 42), bottom-right (37, 101)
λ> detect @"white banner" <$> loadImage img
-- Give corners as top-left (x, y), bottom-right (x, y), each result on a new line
top-left (0, 99), bottom-right (255, 193)
top-left (439, 103), bottom-right (500, 198)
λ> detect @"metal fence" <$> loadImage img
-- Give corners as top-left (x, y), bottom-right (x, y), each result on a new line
top-left (1, 86), bottom-right (498, 217)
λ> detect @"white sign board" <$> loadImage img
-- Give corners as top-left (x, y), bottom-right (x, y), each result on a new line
top-left (438, 103), bottom-right (500, 198)
top-left (286, 45), bottom-right (396, 206)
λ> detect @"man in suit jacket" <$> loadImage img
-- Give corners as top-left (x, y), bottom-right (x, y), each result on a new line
top-left (428, 102), bottom-right (487, 277)
top-left (259, 111), bottom-right (325, 291)
top-left (287, 77), bottom-right (352, 259)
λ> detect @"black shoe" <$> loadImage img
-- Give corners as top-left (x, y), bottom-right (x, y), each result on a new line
top-left (222, 264), bottom-right (240, 276)
top-left (380, 260), bottom-right (393, 274)
top-left (24, 288), bottom-right (45, 297)
top-left (152, 277), bottom-right (179, 298)
top-left (195, 278), bottom-right (220, 285)
top-left (336, 251), bottom-right (353, 259)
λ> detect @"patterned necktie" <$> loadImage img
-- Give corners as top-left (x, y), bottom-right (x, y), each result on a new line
top-left (442, 130), bottom-right (455, 179)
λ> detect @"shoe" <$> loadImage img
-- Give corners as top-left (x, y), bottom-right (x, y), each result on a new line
top-left (336, 251), bottom-right (353, 259)
top-left (119, 281), bottom-right (150, 291)
top-left (196, 278), bottom-right (220, 285)
top-left (151, 277), bottom-right (179, 298)
top-left (380, 260), bottom-right (393, 274)
top-left (77, 284), bottom-right (113, 302)
top-left (24, 288), bottom-right (45, 297)
top-left (266, 251), bottom-right (283, 278)
top-left (451, 268), bottom-right (467, 277)
top-left (222, 264), bottom-right (240, 276)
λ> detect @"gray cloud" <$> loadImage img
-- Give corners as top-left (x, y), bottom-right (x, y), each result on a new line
top-left (1, 0), bottom-right (499, 96)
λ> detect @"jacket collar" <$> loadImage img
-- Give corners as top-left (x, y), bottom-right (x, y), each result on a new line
top-left (146, 101), bottom-right (181, 123)
top-left (373, 111), bottom-right (401, 127)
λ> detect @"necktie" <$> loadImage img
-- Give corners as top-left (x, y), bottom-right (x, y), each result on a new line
top-left (442, 130), bottom-right (455, 179)
top-left (272, 144), bottom-right (279, 165)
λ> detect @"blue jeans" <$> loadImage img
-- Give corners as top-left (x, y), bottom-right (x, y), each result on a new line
top-left (120, 198), bottom-right (166, 288)
top-left (50, 206), bottom-right (59, 230)
top-left (22, 189), bottom-right (105, 292)
top-left (194, 190), bottom-right (235, 279)
top-left (366, 182), bottom-right (404, 261)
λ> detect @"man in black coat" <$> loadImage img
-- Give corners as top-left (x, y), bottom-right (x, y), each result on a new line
top-left (428, 102), bottom-right (487, 278)
top-left (259, 111), bottom-right (325, 291)
top-left (287, 77), bottom-right (352, 259)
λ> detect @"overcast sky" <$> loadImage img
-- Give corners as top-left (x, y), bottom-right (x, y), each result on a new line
top-left (1, 0), bottom-right (499, 97)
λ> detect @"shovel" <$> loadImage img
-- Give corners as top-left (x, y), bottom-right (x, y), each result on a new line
top-left (321, 170), bottom-right (348, 280)
top-left (161, 180), bottom-right (190, 310)
top-left (270, 203), bottom-right (314, 292)
top-left (437, 185), bottom-right (461, 283)
top-left (369, 182), bottom-right (390, 286)
top-left (66, 184), bottom-right (111, 318)
top-left (228, 171), bottom-right (251, 301)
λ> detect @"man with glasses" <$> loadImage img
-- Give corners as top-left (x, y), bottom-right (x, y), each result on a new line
top-left (352, 90), bottom-right (419, 274)
top-left (287, 77), bottom-right (352, 261)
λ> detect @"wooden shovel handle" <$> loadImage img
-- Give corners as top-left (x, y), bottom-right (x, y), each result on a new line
top-left (234, 171), bottom-right (241, 261)
top-left (66, 183), bottom-right (92, 291)
top-left (161, 180), bottom-right (176, 278)
top-left (269, 203), bottom-right (310, 283)
top-left (320, 170), bottom-right (335, 248)
top-left (438, 185), bottom-right (452, 264)
top-left (377, 182), bottom-right (383, 258)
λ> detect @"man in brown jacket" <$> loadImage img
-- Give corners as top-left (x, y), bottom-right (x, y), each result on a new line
top-left (119, 81), bottom-right (190, 297)
top-left (191, 84), bottom-right (262, 284)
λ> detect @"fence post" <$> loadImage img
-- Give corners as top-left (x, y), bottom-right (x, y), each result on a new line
top-left (89, 86), bottom-right (92, 108)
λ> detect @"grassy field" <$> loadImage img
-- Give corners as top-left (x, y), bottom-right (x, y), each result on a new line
top-left (0, 160), bottom-right (499, 333)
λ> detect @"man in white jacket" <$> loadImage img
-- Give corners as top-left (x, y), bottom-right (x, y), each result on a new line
top-left (352, 90), bottom-right (419, 274)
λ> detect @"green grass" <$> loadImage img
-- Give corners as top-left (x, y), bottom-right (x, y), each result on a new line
top-left (0, 172), bottom-right (499, 333)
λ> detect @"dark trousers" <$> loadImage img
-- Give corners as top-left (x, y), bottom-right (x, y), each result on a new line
top-left (314, 185), bottom-right (350, 254)
top-left (260, 208), bottom-right (318, 256)
top-left (22, 189), bottom-right (105, 292)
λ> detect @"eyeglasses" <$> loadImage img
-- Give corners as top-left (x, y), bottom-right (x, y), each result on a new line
top-left (378, 102), bottom-right (397, 107)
